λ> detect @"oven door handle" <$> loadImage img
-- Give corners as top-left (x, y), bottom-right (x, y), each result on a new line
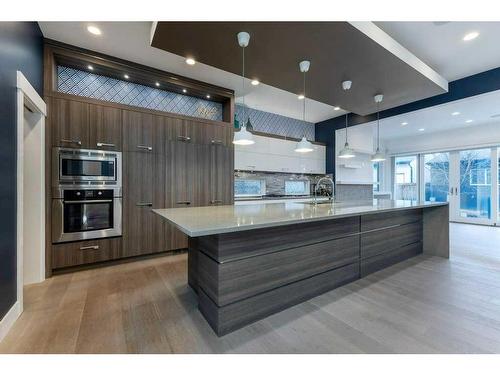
top-left (63, 199), bottom-right (114, 204)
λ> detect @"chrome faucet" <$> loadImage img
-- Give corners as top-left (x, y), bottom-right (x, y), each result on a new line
top-left (314, 176), bottom-right (335, 205)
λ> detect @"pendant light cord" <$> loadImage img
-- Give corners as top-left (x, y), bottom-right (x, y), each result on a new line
top-left (345, 113), bottom-right (349, 144)
top-left (302, 70), bottom-right (307, 139)
top-left (242, 45), bottom-right (246, 127)
top-left (377, 101), bottom-right (380, 150)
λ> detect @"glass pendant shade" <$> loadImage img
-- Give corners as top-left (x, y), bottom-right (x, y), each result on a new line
top-left (232, 125), bottom-right (255, 145)
top-left (338, 142), bottom-right (356, 159)
top-left (371, 148), bottom-right (386, 162)
top-left (295, 136), bottom-right (314, 153)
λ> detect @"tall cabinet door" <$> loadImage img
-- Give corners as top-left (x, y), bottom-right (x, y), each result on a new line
top-left (89, 105), bottom-right (122, 150)
top-left (166, 140), bottom-right (199, 208)
top-left (122, 152), bottom-right (154, 257)
top-left (50, 97), bottom-right (89, 148)
top-left (210, 144), bottom-right (234, 205)
top-left (122, 110), bottom-right (154, 152)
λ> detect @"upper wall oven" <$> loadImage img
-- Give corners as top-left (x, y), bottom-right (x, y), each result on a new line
top-left (53, 147), bottom-right (122, 187)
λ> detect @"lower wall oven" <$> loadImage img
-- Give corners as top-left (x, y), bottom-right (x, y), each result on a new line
top-left (52, 188), bottom-right (122, 243)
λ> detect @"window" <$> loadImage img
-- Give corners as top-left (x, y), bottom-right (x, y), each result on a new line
top-left (373, 163), bottom-right (380, 192)
top-left (285, 180), bottom-right (310, 195)
top-left (234, 179), bottom-right (266, 197)
top-left (470, 168), bottom-right (491, 186)
top-left (394, 155), bottom-right (418, 200)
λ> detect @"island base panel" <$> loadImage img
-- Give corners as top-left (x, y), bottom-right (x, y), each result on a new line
top-left (199, 262), bottom-right (359, 336)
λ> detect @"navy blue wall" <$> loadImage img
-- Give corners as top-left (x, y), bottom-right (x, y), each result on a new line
top-left (316, 66), bottom-right (500, 174)
top-left (0, 22), bottom-right (43, 319)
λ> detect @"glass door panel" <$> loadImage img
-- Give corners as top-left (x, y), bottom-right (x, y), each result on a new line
top-left (457, 148), bottom-right (492, 223)
top-left (423, 153), bottom-right (450, 203)
top-left (394, 155), bottom-right (418, 200)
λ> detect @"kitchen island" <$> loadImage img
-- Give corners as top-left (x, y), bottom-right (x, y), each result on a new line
top-left (153, 200), bottom-right (449, 336)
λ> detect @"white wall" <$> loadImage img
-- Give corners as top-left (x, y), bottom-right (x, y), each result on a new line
top-left (335, 122), bottom-right (378, 185)
top-left (385, 121), bottom-right (500, 155)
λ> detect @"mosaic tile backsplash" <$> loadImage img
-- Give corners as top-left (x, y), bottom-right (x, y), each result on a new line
top-left (57, 66), bottom-right (223, 121)
top-left (236, 105), bottom-right (315, 141)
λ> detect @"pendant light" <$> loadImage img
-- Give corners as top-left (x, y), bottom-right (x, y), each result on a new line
top-left (338, 80), bottom-right (355, 159)
top-left (295, 60), bottom-right (314, 153)
top-left (371, 94), bottom-right (386, 162)
top-left (233, 31), bottom-right (255, 146)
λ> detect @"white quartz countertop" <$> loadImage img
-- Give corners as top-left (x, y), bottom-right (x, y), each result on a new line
top-left (153, 199), bottom-right (448, 237)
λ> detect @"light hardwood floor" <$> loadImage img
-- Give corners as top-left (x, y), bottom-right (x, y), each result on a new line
top-left (1, 223), bottom-right (500, 353)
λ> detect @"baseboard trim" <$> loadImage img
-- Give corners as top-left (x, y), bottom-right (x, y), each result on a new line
top-left (0, 301), bottom-right (21, 342)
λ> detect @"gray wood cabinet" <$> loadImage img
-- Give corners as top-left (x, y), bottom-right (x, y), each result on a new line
top-left (50, 97), bottom-right (90, 148)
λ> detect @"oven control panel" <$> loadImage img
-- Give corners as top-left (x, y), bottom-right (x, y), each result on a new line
top-left (63, 189), bottom-right (114, 200)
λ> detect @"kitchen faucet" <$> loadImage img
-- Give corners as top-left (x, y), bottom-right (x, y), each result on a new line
top-left (314, 176), bottom-right (335, 205)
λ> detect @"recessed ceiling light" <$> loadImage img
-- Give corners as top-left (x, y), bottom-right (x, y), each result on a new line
top-left (185, 58), bottom-right (196, 65)
top-left (206, 94), bottom-right (211, 99)
top-left (155, 82), bottom-right (160, 87)
top-left (87, 25), bottom-right (101, 36)
top-left (251, 79), bottom-right (260, 86)
top-left (401, 122), bottom-right (408, 126)
top-left (333, 106), bottom-right (340, 111)
top-left (465, 119), bottom-right (474, 123)
top-left (298, 94), bottom-right (305, 100)
top-left (451, 111), bottom-right (460, 116)
top-left (418, 128), bottom-right (425, 132)
top-left (463, 31), bottom-right (479, 41)
top-left (182, 89), bottom-right (187, 94)
top-left (88, 65), bottom-right (94, 71)
top-left (124, 74), bottom-right (129, 79)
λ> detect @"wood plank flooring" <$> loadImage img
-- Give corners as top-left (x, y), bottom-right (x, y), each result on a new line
top-left (1, 223), bottom-right (500, 353)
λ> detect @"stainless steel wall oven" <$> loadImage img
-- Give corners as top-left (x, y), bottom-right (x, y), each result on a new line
top-left (52, 148), bottom-right (122, 243)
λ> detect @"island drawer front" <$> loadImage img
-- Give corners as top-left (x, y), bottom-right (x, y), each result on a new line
top-left (360, 221), bottom-right (422, 259)
top-left (199, 262), bottom-right (360, 336)
top-left (360, 241), bottom-right (422, 277)
top-left (198, 216), bottom-right (360, 262)
top-left (360, 209), bottom-right (422, 232)
top-left (52, 237), bottom-right (123, 269)
top-left (198, 235), bottom-right (360, 306)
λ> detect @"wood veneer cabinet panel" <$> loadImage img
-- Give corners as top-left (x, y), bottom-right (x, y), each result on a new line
top-left (360, 241), bottom-right (422, 277)
top-left (122, 110), bottom-right (154, 152)
top-left (361, 209), bottom-right (422, 231)
top-left (361, 221), bottom-right (423, 259)
top-left (199, 235), bottom-right (359, 306)
top-left (50, 97), bottom-right (89, 148)
top-left (122, 152), bottom-right (154, 256)
top-left (199, 262), bottom-right (360, 336)
top-left (89, 105), bottom-right (122, 150)
top-left (198, 216), bottom-right (360, 262)
top-left (52, 238), bottom-right (122, 269)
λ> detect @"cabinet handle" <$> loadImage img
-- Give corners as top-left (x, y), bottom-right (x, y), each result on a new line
top-left (211, 139), bottom-right (223, 145)
top-left (137, 145), bottom-right (153, 151)
top-left (136, 202), bottom-right (153, 207)
top-left (177, 136), bottom-right (191, 142)
top-left (176, 201), bottom-right (191, 205)
top-left (210, 200), bottom-right (222, 204)
top-left (97, 142), bottom-right (116, 148)
top-left (80, 245), bottom-right (99, 251)
top-left (65, 199), bottom-right (113, 204)
top-left (61, 139), bottom-right (82, 146)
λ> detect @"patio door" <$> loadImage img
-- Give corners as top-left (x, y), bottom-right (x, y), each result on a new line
top-left (448, 148), bottom-right (497, 225)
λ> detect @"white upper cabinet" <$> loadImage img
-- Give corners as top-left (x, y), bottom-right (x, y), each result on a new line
top-left (234, 134), bottom-right (325, 174)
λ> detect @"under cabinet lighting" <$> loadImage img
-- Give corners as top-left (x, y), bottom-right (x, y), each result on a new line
top-left (88, 65), bottom-right (94, 71)
top-left (297, 94), bottom-right (305, 100)
top-left (186, 57), bottom-right (196, 65)
top-left (333, 106), bottom-right (340, 111)
top-left (155, 82), bottom-right (160, 87)
top-left (206, 94), bottom-right (211, 99)
top-left (251, 79), bottom-right (260, 86)
top-left (182, 89), bottom-right (187, 93)
top-left (124, 74), bottom-right (129, 79)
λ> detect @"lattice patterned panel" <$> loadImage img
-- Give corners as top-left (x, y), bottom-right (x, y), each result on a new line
top-left (57, 66), bottom-right (223, 121)
top-left (235, 105), bottom-right (315, 141)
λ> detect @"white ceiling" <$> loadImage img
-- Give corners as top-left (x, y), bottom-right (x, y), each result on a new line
top-left (376, 22), bottom-right (500, 81)
top-left (38, 21), bottom-right (345, 123)
top-left (364, 89), bottom-right (500, 141)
